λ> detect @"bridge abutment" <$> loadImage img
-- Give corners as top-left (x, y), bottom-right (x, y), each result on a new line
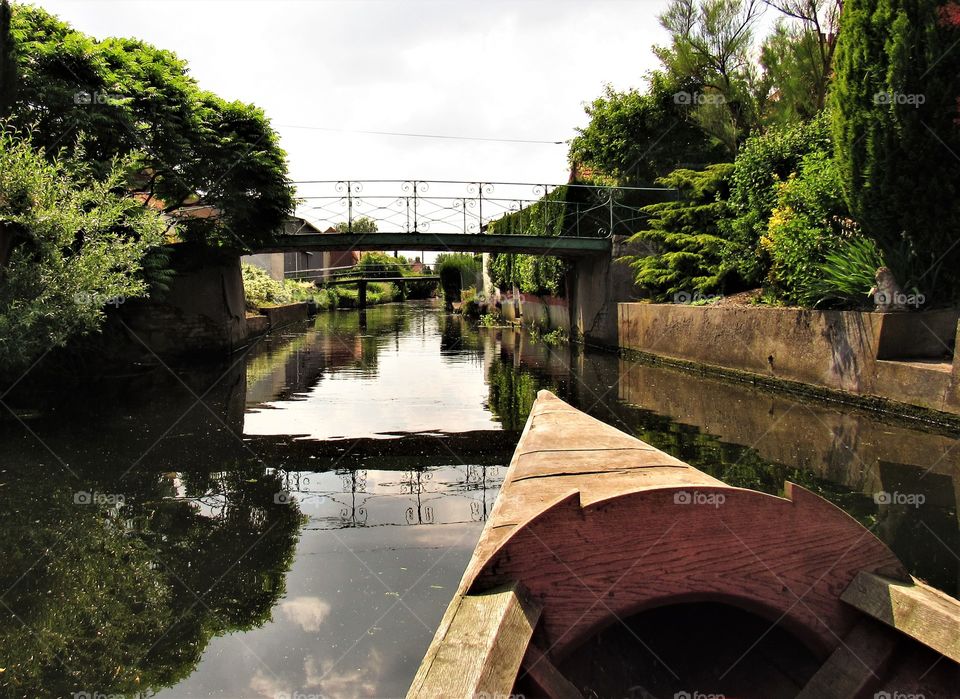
top-left (568, 235), bottom-right (640, 347)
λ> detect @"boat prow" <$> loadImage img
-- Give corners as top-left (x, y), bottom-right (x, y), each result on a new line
top-left (409, 391), bottom-right (960, 698)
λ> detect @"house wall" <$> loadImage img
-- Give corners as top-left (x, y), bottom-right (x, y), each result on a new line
top-left (242, 252), bottom-right (285, 281)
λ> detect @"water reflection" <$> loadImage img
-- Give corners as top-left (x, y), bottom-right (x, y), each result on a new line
top-left (0, 300), bottom-right (957, 698)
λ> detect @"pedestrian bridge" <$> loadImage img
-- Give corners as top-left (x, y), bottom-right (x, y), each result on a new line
top-left (256, 231), bottom-right (611, 257)
top-left (252, 179), bottom-right (672, 258)
top-left (253, 179), bottom-right (674, 344)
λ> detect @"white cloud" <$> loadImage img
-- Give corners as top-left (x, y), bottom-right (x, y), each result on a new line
top-left (37, 0), bottom-right (673, 187)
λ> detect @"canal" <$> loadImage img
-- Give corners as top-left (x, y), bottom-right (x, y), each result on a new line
top-left (1, 300), bottom-right (957, 698)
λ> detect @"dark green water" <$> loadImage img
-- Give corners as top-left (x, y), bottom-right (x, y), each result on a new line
top-left (0, 301), bottom-right (956, 698)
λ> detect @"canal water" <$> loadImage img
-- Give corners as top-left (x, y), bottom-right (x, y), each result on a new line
top-left (1, 300), bottom-right (957, 698)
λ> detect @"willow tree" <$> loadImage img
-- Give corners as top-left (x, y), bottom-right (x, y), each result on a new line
top-left (831, 0), bottom-right (960, 297)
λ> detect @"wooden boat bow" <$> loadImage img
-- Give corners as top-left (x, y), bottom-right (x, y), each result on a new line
top-left (408, 391), bottom-right (959, 699)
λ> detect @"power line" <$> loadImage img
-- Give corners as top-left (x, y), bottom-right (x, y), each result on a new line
top-left (275, 123), bottom-right (566, 145)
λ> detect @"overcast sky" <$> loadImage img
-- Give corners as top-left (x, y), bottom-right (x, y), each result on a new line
top-left (38, 0), bottom-right (680, 191)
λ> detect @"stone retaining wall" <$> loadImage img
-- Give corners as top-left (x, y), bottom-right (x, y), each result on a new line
top-left (499, 293), bottom-right (569, 332)
top-left (619, 303), bottom-right (960, 417)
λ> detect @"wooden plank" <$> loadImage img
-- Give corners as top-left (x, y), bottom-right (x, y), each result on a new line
top-left (520, 643), bottom-right (584, 699)
top-left (796, 619), bottom-right (898, 699)
top-left (841, 571), bottom-right (960, 663)
top-left (407, 582), bottom-right (541, 699)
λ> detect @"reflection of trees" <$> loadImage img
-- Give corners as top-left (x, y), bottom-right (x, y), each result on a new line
top-left (486, 357), bottom-right (561, 431)
top-left (312, 304), bottom-right (413, 373)
top-left (439, 313), bottom-right (482, 356)
top-left (0, 460), bottom-right (302, 697)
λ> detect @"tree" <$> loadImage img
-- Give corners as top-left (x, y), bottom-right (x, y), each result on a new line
top-left (0, 130), bottom-right (166, 372)
top-left (569, 74), bottom-right (728, 185)
top-left (621, 163), bottom-right (736, 299)
top-left (655, 0), bottom-right (766, 154)
top-left (6, 5), bottom-right (295, 250)
top-left (831, 0), bottom-right (960, 298)
top-left (0, 0), bottom-right (14, 116)
top-left (760, 22), bottom-right (832, 123)
top-left (761, 0), bottom-right (841, 120)
top-left (335, 216), bottom-right (378, 233)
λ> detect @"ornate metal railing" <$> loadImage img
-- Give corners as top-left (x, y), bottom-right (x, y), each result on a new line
top-left (292, 179), bottom-right (675, 239)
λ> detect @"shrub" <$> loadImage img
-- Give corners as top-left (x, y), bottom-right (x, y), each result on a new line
top-left (282, 279), bottom-right (337, 310)
top-left (241, 264), bottom-right (291, 309)
top-left (806, 235), bottom-right (885, 308)
top-left (461, 297), bottom-right (481, 318)
top-left (760, 151), bottom-right (850, 304)
top-left (486, 186), bottom-right (572, 297)
top-left (436, 253), bottom-right (481, 301)
top-left (723, 114), bottom-right (832, 285)
top-left (356, 251), bottom-right (405, 277)
top-left (622, 163), bottom-right (735, 300)
top-left (404, 276), bottom-right (438, 300)
top-left (0, 132), bottom-right (166, 372)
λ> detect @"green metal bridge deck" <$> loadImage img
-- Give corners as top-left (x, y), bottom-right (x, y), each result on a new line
top-left (255, 232), bottom-right (612, 258)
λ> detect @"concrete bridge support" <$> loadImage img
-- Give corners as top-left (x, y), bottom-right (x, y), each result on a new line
top-left (568, 235), bottom-right (641, 347)
top-left (115, 246), bottom-right (249, 359)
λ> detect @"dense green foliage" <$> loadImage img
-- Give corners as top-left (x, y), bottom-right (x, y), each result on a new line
top-left (760, 18), bottom-right (835, 124)
top-left (0, 0), bottom-right (14, 116)
top-left (760, 151), bottom-right (851, 304)
top-left (0, 131), bottom-right (166, 372)
top-left (335, 216), bottom-right (378, 233)
top-left (622, 163), bottom-right (734, 299)
top-left (569, 76), bottom-right (727, 184)
top-left (808, 235), bottom-right (886, 307)
top-left (565, 0), bottom-right (881, 307)
top-left (722, 114), bottom-right (832, 285)
top-left (654, 0), bottom-right (766, 154)
top-left (241, 263), bottom-right (292, 308)
top-left (242, 263), bottom-right (405, 311)
top-left (831, 0), bottom-right (960, 298)
top-left (486, 187), bottom-right (573, 297)
top-left (436, 253), bottom-right (482, 301)
top-left (6, 4), bottom-right (294, 250)
top-left (356, 251), bottom-right (406, 277)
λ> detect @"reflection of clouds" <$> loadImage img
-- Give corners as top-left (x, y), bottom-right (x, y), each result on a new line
top-left (280, 596), bottom-right (332, 633)
top-left (249, 668), bottom-right (288, 699)
top-left (407, 521), bottom-right (484, 549)
top-left (304, 648), bottom-right (382, 698)
top-left (244, 330), bottom-right (496, 440)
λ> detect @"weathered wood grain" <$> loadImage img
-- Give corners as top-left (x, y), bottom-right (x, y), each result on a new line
top-left (841, 571), bottom-right (960, 663)
top-left (520, 643), bottom-right (584, 699)
top-left (407, 582), bottom-right (541, 699)
top-left (796, 618), bottom-right (898, 698)
top-left (409, 391), bottom-right (943, 696)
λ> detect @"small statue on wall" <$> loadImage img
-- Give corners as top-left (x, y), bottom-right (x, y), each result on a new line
top-left (869, 266), bottom-right (907, 311)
